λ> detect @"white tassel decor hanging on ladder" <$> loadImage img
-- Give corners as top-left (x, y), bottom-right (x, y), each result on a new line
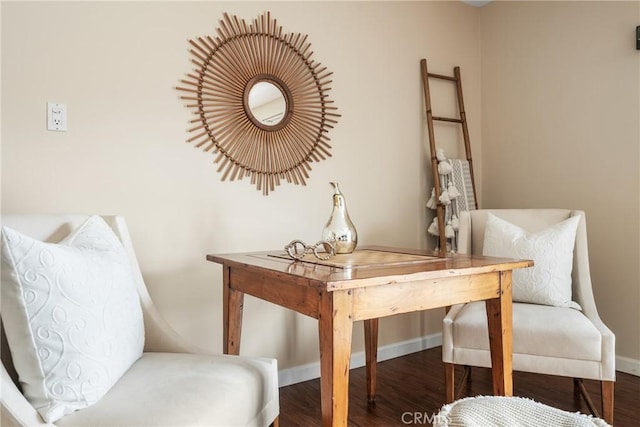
top-left (427, 188), bottom-right (437, 209)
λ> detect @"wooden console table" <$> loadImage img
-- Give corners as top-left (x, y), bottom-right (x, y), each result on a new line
top-left (207, 246), bottom-right (532, 427)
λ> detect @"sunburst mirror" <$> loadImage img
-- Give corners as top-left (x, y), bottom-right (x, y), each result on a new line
top-left (176, 12), bottom-right (340, 195)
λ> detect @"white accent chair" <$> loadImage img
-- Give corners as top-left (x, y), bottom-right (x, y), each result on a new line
top-left (1, 214), bottom-right (279, 427)
top-left (442, 209), bottom-right (615, 425)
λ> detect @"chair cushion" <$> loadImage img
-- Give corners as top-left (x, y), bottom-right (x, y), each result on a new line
top-left (452, 302), bottom-right (601, 361)
top-left (482, 213), bottom-right (581, 309)
top-left (56, 352), bottom-right (279, 427)
top-left (1, 216), bottom-right (144, 422)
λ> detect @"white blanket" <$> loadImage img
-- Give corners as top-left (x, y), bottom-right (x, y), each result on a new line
top-left (434, 396), bottom-right (610, 427)
top-left (449, 158), bottom-right (476, 212)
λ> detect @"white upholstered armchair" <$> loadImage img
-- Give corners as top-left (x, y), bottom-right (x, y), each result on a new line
top-left (1, 214), bottom-right (279, 426)
top-left (442, 209), bottom-right (615, 425)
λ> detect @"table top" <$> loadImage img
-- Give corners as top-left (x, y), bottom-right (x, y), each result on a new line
top-left (207, 246), bottom-right (533, 291)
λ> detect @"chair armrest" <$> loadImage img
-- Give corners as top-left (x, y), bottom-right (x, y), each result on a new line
top-left (457, 212), bottom-right (472, 254)
top-left (1, 366), bottom-right (53, 427)
top-left (582, 311), bottom-right (616, 381)
top-left (442, 304), bottom-right (466, 363)
top-left (570, 211), bottom-right (599, 318)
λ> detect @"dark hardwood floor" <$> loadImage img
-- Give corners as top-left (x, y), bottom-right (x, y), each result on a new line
top-left (279, 346), bottom-right (640, 426)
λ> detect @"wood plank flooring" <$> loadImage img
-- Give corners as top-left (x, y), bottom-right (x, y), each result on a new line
top-left (279, 346), bottom-right (639, 426)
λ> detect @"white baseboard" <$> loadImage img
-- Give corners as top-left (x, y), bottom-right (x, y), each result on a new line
top-left (616, 355), bottom-right (640, 377)
top-left (278, 332), bottom-right (443, 387)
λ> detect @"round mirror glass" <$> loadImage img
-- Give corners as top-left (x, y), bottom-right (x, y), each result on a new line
top-left (247, 81), bottom-right (287, 126)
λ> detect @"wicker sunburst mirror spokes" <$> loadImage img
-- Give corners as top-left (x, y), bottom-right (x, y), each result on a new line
top-left (176, 12), bottom-right (340, 195)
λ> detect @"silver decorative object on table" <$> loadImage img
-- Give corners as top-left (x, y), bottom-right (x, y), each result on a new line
top-left (322, 182), bottom-right (357, 254)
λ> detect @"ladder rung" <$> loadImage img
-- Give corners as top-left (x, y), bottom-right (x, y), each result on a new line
top-left (433, 116), bottom-right (463, 124)
top-left (428, 73), bottom-right (457, 82)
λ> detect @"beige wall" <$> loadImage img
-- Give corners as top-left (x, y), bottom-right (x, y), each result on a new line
top-left (1, 2), bottom-right (482, 370)
top-left (481, 1), bottom-right (640, 363)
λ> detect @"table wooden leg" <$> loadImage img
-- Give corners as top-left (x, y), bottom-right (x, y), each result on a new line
top-left (485, 270), bottom-right (513, 397)
top-left (364, 318), bottom-right (379, 402)
top-left (223, 266), bottom-right (244, 355)
top-left (319, 290), bottom-right (354, 427)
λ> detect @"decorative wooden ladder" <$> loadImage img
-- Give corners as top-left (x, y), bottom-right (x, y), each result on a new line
top-left (420, 58), bottom-right (478, 253)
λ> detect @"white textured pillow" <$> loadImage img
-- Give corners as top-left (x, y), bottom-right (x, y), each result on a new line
top-left (482, 213), bottom-right (581, 309)
top-left (1, 216), bottom-right (144, 422)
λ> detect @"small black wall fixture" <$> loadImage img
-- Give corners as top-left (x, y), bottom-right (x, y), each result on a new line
top-left (637, 26), bottom-right (640, 50)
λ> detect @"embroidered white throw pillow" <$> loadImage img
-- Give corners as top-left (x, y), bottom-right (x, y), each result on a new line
top-left (1, 216), bottom-right (144, 423)
top-left (482, 213), bottom-right (581, 309)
